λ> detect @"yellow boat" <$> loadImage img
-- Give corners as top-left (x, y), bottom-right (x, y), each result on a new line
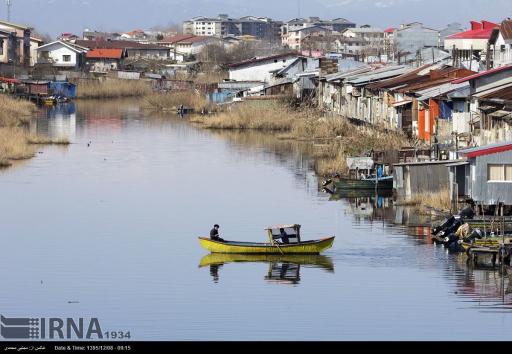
top-left (199, 253), bottom-right (334, 270)
top-left (198, 224), bottom-right (335, 255)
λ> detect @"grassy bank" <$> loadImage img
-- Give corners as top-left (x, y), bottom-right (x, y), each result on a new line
top-left (76, 79), bottom-right (152, 99)
top-left (191, 101), bottom-right (410, 176)
top-left (397, 188), bottom-right (452, 213)
top-left (0, 95), bottom-right (70, 168)
top-left (143, 90), bottom-right (210, 112)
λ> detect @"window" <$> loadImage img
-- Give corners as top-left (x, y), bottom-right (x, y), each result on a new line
top-left (63, 55), bottom-right (71, 62)
top-left (487, 164), bottom-right (512, 182)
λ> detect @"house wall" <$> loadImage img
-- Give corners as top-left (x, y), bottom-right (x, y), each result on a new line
top-left (444, 38), bottom-right (488, 51)
top-left (394, 25), bottom-right (440, 54)
top-left (126, 48), bottom-right (169, 60)
top-left (38, 44), bottom-right (80, 68)
top-left (492, 33), bottom-right (512, 67)
top-left (471, 150), bottom-right (512, 205)
top-left (229, 57), bottom-right (297, 83)
top-left (394, 163), bottom-right (450, 199)
top-left (89, 59), bottom-right (120, 72)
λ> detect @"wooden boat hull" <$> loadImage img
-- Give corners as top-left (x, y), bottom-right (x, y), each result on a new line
top-left (198, 236), bottom-right (335, 255)
top-left (199, 253), bottom-right (334, 270)
top-left (334, 177), bottom-right (393, 190)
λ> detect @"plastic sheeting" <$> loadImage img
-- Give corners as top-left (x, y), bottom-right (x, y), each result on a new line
top-left (347, 157), bottom-right (374, 170)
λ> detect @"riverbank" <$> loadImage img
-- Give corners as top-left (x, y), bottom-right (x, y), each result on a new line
top-left (76, 79), bottom-right (153, 99)
top-left (0, 95), bottom-right (70, 168)
top-left (190, 100), bottom-right (409, 177)
top-left (396, 189), bottom-right (452, 214)
top-left (142, 90), bottom-right (210, 112)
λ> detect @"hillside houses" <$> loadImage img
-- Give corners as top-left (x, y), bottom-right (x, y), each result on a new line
top-left (0, 20), bottom-right (43, 67)
top-left (318, 63), bottom-right (476, 140)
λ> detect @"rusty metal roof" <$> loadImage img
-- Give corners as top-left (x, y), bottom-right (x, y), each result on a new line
top-left (501, 20), bottom-right (512, 41)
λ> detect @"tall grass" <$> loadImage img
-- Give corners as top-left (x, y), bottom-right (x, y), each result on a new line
top-left (192, 101), bottom-right (410, 176)
top-left (143, 90), bottom-right (210, 112)
top-left (0, 128), bottom-right (36, 166)
top-left (404, 188), bottom-right (451, 212)
top-left (195, 102), bottom-right (299, 131)
top-left (0, 94), bottom-right (69, 168)
top-left (0, 94), bottom-right (37, 127)
top-left (77, 79), bottom-right (152, 99)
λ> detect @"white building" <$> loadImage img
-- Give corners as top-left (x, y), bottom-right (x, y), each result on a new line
top-left (36, 41), bottom-right (88, 69)
top-left (228, 53), bottom-right (299, 83)
top-left (282, 26), bottom-right (332, 50)
top-left (160, 35), bottom-right (221, 56)
top-left (0, 20), bottom-right (43, 67)
top-left (490, 19), bottom-right (512, 68)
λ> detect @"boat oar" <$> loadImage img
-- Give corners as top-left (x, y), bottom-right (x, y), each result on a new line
top-left (272, 239), bottom-right (284, 255)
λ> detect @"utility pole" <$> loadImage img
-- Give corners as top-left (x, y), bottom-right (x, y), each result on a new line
top-left (6, 0), bottom-right (12, 22)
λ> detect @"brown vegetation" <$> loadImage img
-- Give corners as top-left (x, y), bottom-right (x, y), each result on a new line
top-left (76, 79), bottom-right (152, 99)
top-left (192, 101), bottom-right (410, 176)
top-left (409, 188), bottom-right (452, 212)
top-left (143, 90), bottom-right (210, 112)
top-left (0, 94), bottom-right (69, 168)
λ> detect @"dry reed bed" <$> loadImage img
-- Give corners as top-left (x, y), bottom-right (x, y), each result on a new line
top-left (410, 188), bottom-right (452, 212)
top-left (192, 102), bottom-right (410, 176)
top-left (143, 91), bottom-right (210, 112)
top-left (76, 79), bottom-right (152, 99)
top-left (0, 95), bottom-right (70, 167)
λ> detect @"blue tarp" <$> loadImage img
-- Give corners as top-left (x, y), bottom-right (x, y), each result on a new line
top-left (50, 81), bottom-right (76, 98)
top-left (207, 92), bottom-right (234, 104)
top-left (439, 101), bottom-right (453, 119)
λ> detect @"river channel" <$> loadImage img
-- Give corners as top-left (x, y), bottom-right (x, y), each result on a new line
top-left (1, 99), bottom-right (511, 340)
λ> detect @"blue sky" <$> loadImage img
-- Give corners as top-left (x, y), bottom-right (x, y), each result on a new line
top-left (7, 0), bottom-right (512, 37)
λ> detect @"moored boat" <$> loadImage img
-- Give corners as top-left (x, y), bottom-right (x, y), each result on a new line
top-left (198, 224), bottom-right (335, 255)
top-left (334, 176), bottom-right (393, 190)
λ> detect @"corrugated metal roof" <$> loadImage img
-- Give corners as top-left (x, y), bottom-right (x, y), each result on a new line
top-left (452, 65), bottom-right (512, 84)
top-left (459, 141), bottom-right (512, 158)
top-left (501, 20), bottom-right (512, 41)
top-left (416, 82), bottom-right (469, 101)
top-left (324, 66), bottom-right (372, 82)
top-left (346, 66), bottom-right (409, 85)
top-left (227, 53), bottom-right (299, 69)
top-left (479, 85), bottom-right (512, 101)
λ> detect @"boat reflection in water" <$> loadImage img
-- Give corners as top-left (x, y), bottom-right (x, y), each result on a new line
top-left (199, 254), bottom-right (334, 284)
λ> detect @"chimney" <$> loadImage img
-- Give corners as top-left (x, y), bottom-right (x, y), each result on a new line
top-left (470, 21), bottom-right (482, 30)
top-left (482, 21), bottom-right (497, 29)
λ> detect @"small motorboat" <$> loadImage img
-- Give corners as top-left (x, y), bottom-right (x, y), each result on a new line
top-left (198, 224), bottom-right (335, 255)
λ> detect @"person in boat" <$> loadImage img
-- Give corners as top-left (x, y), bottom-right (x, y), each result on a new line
top-left (279, 228), bottom-right (290, 244)
top-left (210, 224), bottom-right (225, 242)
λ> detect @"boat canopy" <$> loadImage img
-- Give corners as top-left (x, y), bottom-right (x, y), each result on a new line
top-left (347, 157), bottom-right (374, 171)
top-left (265, 224), bottom-right (301, 244)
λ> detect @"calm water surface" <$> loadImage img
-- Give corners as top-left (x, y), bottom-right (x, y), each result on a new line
top-left (1, 100), bottom-right (512, 340)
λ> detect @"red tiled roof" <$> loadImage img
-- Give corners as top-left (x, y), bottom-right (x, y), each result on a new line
top-left (446, 20), bottom-right (499, 40)
top-left (86, 48), bottom-right (124, 59)
top-left (384, 27), bottom-right (396, 33)
top-left (452, 64), bottom-right (512, 84)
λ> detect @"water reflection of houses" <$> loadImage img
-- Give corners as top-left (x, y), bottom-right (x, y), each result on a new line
top-left (30, 103), bottom-right (77, 140)
top-left (449, 254), bottom-right (512, 309)
top-left (339, 193), bottom-right (395, 224)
